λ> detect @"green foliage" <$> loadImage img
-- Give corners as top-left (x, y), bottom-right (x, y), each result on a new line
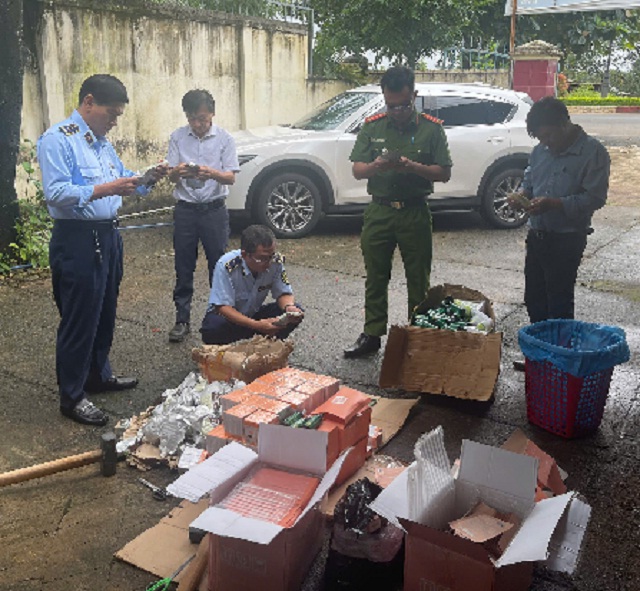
top-left (311, 0), bottom-right (493, 69)
top-left (560, 96), bottom-right (640, 106)
top-left (0, 141), bottom-right (52, 276)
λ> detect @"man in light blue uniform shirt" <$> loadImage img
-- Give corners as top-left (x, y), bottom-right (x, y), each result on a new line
top-left (200, 225), bottom-right (304, 344)
top-left (38, 74), bottom-right (166, 425)
top-left (509, 97), bottom-right (610, 370)
top-left (166, 89), bottom-right (240, 343)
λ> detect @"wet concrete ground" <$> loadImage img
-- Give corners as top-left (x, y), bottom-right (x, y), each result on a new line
top-left (0, 205), bottom-right (638, 591)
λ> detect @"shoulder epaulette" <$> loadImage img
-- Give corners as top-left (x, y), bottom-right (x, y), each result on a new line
top-left (365, 113), bottom-right (387, 124)
top-left (58, 123), bottom-right (80, 137)
top-left (273, 252), bottom-right (285, 265)
top-left (225, 255), bottom-right (243, 273)
top-left (421, 113), bottom-right (444, 125)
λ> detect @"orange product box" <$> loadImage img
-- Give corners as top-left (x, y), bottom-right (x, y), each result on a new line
top-left (278, 391), bottom-right (312, 413)
top-left (206, 424), bottom-right (241, 455)
top-left (334, 437), bottom-right (368, 487)
top-left (293, 381), bottom-right (326, 411)
top-left (368, 424), bottom-right (383, 452)
top-left (317, 419), bottom-right (342, 468)
top-left (223, 403), bottom-right (259, 438)
top-left (219, 466), bottom-right (320, 528)
top-left (314, 387), bottom-right (371, 424)
top-left (243, 410), bottom-right (280, 446)
top-left (242, 380), bottom-right (279, 399)
top-left (271, 383), bottom-right (296, 399)
top-left (309, 373), bottom-right (341, 401)
top-left (338, 406), bottom-right (372, 450)
top-left (243, 394), bottom-right (292, 421)
top-left (219, 389), bottom-right (258, 411)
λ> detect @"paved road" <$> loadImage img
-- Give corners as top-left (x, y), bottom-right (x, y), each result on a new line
top-left (572, 113), bottom-right (640, 146)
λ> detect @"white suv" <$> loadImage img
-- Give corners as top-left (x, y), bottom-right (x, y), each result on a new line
top-left (230, 83), bottom-right (536, 238)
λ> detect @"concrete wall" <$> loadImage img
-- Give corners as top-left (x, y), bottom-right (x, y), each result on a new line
top-left (20, 0), bottom-right (350, 170)
top-left (414, 69), bottom-right (510, 89)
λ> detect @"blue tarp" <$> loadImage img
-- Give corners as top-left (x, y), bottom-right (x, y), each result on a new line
top-left (519, 319), bottom-right (630, 378)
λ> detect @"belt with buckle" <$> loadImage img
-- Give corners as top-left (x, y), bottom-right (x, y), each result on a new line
top-left (372, 196), bottom-right (426, 209)
top-left (177, 199), bottom-right (225, 211)
top-left (54, 218), bottom-right (119, 231)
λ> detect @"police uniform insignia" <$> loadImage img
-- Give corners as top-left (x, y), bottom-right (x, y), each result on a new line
top-left (58, 123), bottom-right (80, 136)
top-left (273, 252), bottom-right (285, 265)
top-left (281, 269), bottom-right (290, 286)
top-left (225, 255), bottom-right (243, 273)
top-left (84, 131), bottom-right (94, 145)
top-left (421, 113), bottom-right (444, 125)
top-left (365, 113), bottom-right (387, 124)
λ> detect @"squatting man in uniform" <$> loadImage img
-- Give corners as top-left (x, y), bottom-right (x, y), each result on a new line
top-left (200, 225), bottom-right (304, 345)
top-left (344, 66), bottom-right (452, 358)
top-left (166, 89), bottom-right (240, 343)
top-left (508, 96), bottom-right (610, 371)
top-left (37, 74), bottom-right (167, 426)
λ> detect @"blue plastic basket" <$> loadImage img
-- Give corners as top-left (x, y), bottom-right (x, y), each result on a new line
top-left (519, 320), bottom-right (629, 438)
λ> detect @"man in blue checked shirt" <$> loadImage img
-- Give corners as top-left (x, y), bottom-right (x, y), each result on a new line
top-left (166, 89), bottom-right (240, 344)
top-left (508, 97), bottom-right (610, 371)
top-left (37, 74), bottom-right (167, 426)
top-left (200, 225), bottom-right (304, 345)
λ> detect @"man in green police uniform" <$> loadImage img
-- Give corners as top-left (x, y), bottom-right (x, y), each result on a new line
top-left (344, 66), bottom-right (453, 358)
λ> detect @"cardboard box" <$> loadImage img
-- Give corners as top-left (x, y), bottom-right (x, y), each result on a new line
top-left (334, 436), bottom-right (368, 487)
top-left (192, 335), bottom-right (293, 384)
top-left (379, 284), bottom-right (502, 401)
top-left (187, 427), bottom-right (351, 591)
top-left (314, 387), bottom-right (371, 424)
top-left (370, 427), bottom-right (591, 591)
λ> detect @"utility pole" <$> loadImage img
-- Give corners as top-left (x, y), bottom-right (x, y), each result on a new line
top-left (509, 0), bottom-right (518, 89)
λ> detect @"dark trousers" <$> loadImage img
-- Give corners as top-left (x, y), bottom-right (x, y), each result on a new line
top-left (524, 230), bottom-right (588, 323)
top-left (50, 221), bottom-right (122, 411)
top-left (200, 303), bottom-right (300, 345)
top-left (173, 200), bottom-right (229, 324)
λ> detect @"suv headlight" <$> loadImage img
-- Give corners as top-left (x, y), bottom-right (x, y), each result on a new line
top-left (238, 154), bottom-right (258, 166)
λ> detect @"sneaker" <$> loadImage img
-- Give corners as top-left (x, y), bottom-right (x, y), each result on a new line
top-left (513, 359), bottom-right (526, 372)
top-left (60, 398), bottom-right (109, 426)
top-left (169, 322), bottom-right (190, 343)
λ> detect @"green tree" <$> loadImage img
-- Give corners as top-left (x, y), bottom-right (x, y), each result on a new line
top-left (310, 0), bottom-right (493, 70)
top-left (0, 0), bottom-right (23, 256)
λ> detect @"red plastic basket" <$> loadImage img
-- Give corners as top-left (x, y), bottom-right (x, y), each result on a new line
top-left (524, 359), bottom-right (614, 438)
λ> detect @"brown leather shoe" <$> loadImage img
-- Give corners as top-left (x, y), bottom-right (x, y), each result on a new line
top-left (344, 333), bottom-right (381, 359)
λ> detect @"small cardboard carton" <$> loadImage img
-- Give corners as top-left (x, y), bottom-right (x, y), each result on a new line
top-left (379, 284), bottom-right (502, 401)
top-left (370, 427), bottom-right (591, 591)
top-left (187, 426), bottom-right (351, 591)
top-left (192, 335), bottom-right (293, 384)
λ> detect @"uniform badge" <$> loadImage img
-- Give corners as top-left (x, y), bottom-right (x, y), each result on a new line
top-left (273, 252), bottom-right (285, 265)
top-left (225, 255), bottom-right (242, 273)
top-left (58, 123), bottom-right (80, 136)
top-left (84, 132), bottom-right (94, 145)
top-left (281, 269), bottom-right (290, 286)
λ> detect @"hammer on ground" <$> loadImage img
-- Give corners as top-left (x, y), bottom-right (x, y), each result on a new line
top-left (0, 432), bottom-right (119, 488)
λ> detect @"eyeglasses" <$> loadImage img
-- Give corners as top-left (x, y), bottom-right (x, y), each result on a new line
top-left (386, 102), bottom-right (414, 113)
top-left (249, 253), bottom-right (276, 264)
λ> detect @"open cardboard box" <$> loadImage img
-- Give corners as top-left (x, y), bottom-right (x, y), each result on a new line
top-left (370, 427), bottom-right (591, 591)
top-left (186, 425), bottom-right (352, 591)
top-left (192, 335), bottom-right (293, 384)
top-left (379, 284), bottom-right (502, 401)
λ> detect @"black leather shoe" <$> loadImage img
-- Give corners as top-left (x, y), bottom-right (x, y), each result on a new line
top-left (513, 359), bottom-right (526, 372)
top-left (85, 376), bottom-right (138, 393)
top-left (169, 322), bottom-right (190, 343)
top-left (344, 333), bottom-right (382, 359)
top-left (60, 398), bottom-right (109, 426)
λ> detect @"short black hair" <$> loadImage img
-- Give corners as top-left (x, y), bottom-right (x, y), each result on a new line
top-left (380, 66), bottom-right (415, 93)
top-left (79, 75), bottom-right (129, 105)
top-left (241, 225), bottom-right (276, 253)
top-left (182, 89), bottom-right (215, 114)
top-left (526, 96), bottom-right (570, 137)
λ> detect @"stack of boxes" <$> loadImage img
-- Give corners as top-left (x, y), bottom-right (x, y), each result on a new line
top-left (206, 368), bottom-right (374, 484)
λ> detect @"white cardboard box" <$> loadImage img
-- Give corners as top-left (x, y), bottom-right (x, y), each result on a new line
top-left (370, 427), bottom-right (591, 591)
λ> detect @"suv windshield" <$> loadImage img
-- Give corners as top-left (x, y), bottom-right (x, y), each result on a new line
top-left (291, 92), bottom-right (376, 130)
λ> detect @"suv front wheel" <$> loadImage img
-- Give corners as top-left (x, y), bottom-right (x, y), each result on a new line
top-left (255, 172), bottom-right (323, 239)
top-left (480, 168), bottom-right (529, 229)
